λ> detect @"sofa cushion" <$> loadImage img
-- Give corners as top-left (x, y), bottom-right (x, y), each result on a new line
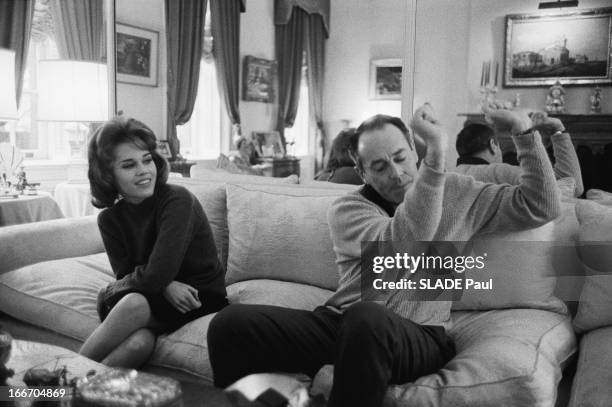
top-left (573, 200), bottom-right (612, 333)
top-left (227, 279), bottom-right (333, 310)
top-left (568, 326), bottom-right (612, 407)
top-left (225, 184), bottom-right (347, 291)
top-left (0, 253), bottom-right (112, 341)
top-left (451, 202), bottom-right (577, 314)
top-left (311, 309), bottom-right (576, 407)
top-left (170, 179), bottom-right (229, 268)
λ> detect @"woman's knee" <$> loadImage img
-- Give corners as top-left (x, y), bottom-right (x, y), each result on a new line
top-left (123, 329), bottom-right (156, 354)
top-left (112, 293), bottom-right (152, 323)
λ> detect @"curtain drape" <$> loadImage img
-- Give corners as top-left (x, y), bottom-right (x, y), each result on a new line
top-left (275, 0), bottom-right (329, 35)
top-left (210, 0), bottom-right (241, 128)
top-left (0, 0), bottom-right (35, 105)
top-left (275, 7), bottom-right (306, 144)
top-left (49, 0), bottom-right (105, 61)
top-left (304, 13), bottom-right (326, 172)
top-left (165, 0), bottom-right (207, 159)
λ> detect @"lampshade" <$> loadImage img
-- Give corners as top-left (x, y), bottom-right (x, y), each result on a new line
top-left (0, 49), bottom-right (18, 120)
top-left (37, 60), bottom-right (109, 122)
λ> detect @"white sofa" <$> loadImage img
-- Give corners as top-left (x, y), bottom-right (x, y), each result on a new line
top-left (0, 171), bottom-right (610, 406)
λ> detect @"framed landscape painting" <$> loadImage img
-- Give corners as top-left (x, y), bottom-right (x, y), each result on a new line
top-left (116, 23), bottom-right (159, 87)
top-left (369, 59), bottom-right (402, 99)
top-left (504, 8), bottom-right (612, 87)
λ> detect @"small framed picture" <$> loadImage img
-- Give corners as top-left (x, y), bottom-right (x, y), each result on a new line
top-left (242, 55), bottom-right (276, 103)
top-left (156, 140), bottom-right (172, 159)
top-left (252, 131), bottom-right (285, 158)
top-left (116, 23), bottom-right (159, 87)
top-left (369, 59), bottom-right (402, 100)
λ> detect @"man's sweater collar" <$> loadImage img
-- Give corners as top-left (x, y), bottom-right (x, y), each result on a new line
top-left (359, 184), bottom-right (396, 217)
top-left (456, 156), bottom-right (490, 166)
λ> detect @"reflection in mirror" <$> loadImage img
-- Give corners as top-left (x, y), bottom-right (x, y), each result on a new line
top-left (0, 0), bottom-right (110, 164)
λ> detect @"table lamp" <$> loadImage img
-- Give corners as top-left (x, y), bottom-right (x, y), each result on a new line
top-left (37, 60), bottom-right (108, 180)
top-left (0, 49), bottom-right (19, 188)
top-left (0, 49), bottom-right (18, 121)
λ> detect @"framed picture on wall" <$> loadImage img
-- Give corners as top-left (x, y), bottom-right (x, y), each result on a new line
top-left (504, 8), bottom-right (612, 87)
top-left (252, 131), bottom-right (285, 158)
top-left (369, 59), bottom-right (402, 100)
top-left (242, 55), bottom-right (276, 103)
top-left (116, 23), bottom-right (159, 87)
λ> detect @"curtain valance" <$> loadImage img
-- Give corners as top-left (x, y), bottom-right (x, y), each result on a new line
top-left (275, 0), bottom-right (329, 37)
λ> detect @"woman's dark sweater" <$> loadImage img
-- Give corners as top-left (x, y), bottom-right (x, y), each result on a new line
top-left (97, 183), bottom-right (226, 311)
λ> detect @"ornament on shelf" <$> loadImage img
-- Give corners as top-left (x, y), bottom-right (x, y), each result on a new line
top-left (545, 80), bottom-right (565, 114)
top-left (513, 93), bottom-right (521, 108)
top-left (590, 86), bottom-right (602, 114)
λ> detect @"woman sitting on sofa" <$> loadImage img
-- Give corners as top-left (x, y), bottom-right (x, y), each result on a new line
top-left (315, 128), bottom-right (363, 185)
top-left (79, 116), bottom-right (228, 368)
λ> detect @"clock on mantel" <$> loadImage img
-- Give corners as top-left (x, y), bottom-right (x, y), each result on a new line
top-left (458, 113), bottom-right (612, 154)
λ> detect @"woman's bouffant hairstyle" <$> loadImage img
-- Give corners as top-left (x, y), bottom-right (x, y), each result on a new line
top-left (325, 128), bottom-right (357, 172)
top-left (88, 116), bottom-right (169, 209)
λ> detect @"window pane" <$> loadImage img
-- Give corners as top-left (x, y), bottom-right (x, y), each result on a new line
top-left (178, 59), bottom-right (224, 159)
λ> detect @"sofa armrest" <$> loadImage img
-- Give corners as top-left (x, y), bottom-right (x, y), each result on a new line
top-left (0, 216), bottom-right (104, 275)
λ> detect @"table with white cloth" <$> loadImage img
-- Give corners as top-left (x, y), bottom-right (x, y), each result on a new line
top-left (0, 191), bottom-right (64, 227)
top-left (54, 181), bottom-right (99, 218)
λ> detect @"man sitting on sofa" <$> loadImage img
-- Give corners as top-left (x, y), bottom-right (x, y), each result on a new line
top-left (207, 105), bottom-right (561, 407)
top-left (454, 111), bottom-right (583, 197)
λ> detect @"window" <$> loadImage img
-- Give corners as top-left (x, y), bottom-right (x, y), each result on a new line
top-left (284, 59), bottom-right (311, 157)
top-left (2, 0), bottom-right (103, 163)
top-left (177, 4), bottom-right (227, 159)
top-left (177, 60), bottom-right (225, 159)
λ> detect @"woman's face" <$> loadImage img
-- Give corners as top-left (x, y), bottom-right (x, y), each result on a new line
top-left (112, 141), bottom-right (157, 204)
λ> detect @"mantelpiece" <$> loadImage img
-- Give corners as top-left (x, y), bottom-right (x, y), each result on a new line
top-left (458, 113), bottom-right (612, 154)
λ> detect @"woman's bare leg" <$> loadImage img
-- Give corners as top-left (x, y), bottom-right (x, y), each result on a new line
top-left (102, 328), bottom-right (157, 368)
top-left (80, 293), bottom-right (159, 361)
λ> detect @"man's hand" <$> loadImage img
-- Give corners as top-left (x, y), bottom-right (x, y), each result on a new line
top-left (530, 112), bottom-right (565, 136)
top-left (409, 104), bottom-right (447, 171)
top-left (484, 105), bottom-right (532, 135)
top-left (164, 281), bottom-right (202, 314)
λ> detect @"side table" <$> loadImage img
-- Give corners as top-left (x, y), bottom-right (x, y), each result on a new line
top-left (0, 192), bottom-right (64, 227)
top-left (54, 182), bottom-right (99, 218)
top-left (256, 157), bottom-right (300, 178)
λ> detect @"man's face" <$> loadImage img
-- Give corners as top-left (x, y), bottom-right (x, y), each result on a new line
top-left (358, 123), bottom-right (418, 204)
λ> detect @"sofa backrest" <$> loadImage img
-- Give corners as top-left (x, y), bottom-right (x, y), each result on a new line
top-left (170, 177), bottom-right (357, 290)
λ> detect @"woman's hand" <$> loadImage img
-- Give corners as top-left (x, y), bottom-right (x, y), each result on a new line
top-left (163, 281), bottom-right (202, 313)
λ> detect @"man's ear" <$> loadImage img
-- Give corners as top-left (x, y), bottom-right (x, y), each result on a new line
top-left (488, 139), bottom-right (497, 154)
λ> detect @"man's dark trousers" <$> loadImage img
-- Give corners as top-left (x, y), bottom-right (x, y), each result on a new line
top-left (207, 302), bottom-right (455, 407)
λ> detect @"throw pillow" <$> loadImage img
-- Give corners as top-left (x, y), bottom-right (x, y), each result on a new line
top-left (225, 184), bottom-right (345, 291)
top-left (573, 200), bottom-right (612, 333)
top-left (451, 201), bottom-right (579, 314)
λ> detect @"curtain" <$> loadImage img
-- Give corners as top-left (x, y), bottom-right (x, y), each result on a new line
top-left (165, 0), bottom-right (207, 159)
top-left (49, 0), bottom-right (105, 61)
top-left (275, 7), bottom-right (306, 144)
top-left (304, 13), bottom-right (326, 172)
top-left (210, 0), bottom-right (241, 128)
top-left (0, 0), bottom-right (35, 104)
top-left (275, 0), bottom-right (329, 35)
